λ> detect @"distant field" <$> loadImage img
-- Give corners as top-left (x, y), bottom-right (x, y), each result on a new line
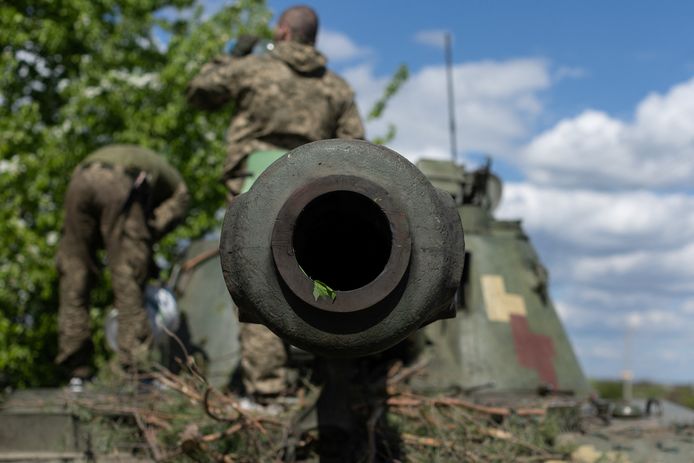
top-left (591, 379), bottom-right (694, 409)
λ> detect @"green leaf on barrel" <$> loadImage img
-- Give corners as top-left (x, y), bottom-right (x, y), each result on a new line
top-left (313, 280), bottom-right (336, 302)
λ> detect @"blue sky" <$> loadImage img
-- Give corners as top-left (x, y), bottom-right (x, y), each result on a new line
top-left (201, 1), bottom-right (694, 383)
top-left (268, 0), bottom-right (694, 119)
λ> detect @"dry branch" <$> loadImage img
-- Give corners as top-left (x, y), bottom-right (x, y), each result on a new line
top-left (387, 393), bottom-right (546, 417)
top-left (134, 412), bottom-right (165, 461)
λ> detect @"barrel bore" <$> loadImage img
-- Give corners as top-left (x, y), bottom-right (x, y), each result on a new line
top-left (293, 191), bottom-right (392, 291)
top-left (271, 175), bottom-right (411, 313)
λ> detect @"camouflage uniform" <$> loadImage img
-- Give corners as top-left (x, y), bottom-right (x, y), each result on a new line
top-left (56, 145), bottom-right (189, 377)
top-left (187, 40), bottom-right (365, 201)
top-left (187, 40), bottom-right (365, 397)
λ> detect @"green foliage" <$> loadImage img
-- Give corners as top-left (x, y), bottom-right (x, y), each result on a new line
top-left (590, 379), bottom-right (623, 400)
top-left (0, 0), bottom-right (272, 387)
top-left (591, 379), bottom-right (694, 409)
top-left (368, 64), bottom-right (409, 121)
top-left (390, 397), bottom-right (567, 462)
top-left (68, 368), bottom-right (570, 462)
top-left (312, 280), bottom-right (336, 302)
top-left (368, 64), bottom-right (409, 145)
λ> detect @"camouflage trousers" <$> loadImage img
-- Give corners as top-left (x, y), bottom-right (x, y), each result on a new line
top-left (239, 323), bottom-right (292, 397)
top-left (226, 142), bottom-right (305, 396)
top-left (56, 163), bottom-right (153, 376)
top-left (225, 168), bottom-right (290, 397)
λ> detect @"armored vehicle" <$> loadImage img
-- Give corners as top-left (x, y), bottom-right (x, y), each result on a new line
top-left (414, 158), bottom-right (589, 397)
top-left (173, 140), bottom-right (589, 396)
top-left (3, 140), bottom-right (693, 462)
top-left (166, 140), bottom-right (694, 461)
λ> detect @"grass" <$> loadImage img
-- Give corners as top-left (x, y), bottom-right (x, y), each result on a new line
top-left (591, 379), bottom-right (694, 409)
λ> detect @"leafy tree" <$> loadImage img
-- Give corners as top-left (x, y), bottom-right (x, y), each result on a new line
top-left (368, 63), bottom-right (409, 145)
top-left (0, 0), bottom-right (405, 388)
top-left (0, 0), bottom-right (271, 387)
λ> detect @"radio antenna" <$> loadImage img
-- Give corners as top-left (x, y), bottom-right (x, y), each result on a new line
top-left (444, 32), bottom-right (458, 163)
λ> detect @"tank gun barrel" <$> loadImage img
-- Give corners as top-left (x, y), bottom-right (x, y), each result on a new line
top-left (220, 139), bottom-right (465, 357)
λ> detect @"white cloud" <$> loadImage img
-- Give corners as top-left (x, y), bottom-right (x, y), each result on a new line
top-left (498, 183), bottom-right (694, 251)
top-left (522, 77), bottom-right (694, 189)
top-left (556, 296), bottom-right (690, 333)
top-left (571, 243), bottom-right (694, 293)
top-left (555, 300), bottom-right (595, 329)
top-left (584, 344), bottom-right (622, 361)
top-left (624, 310), bottom-right (684, 331)
top-left (499, 182), bottom-right (694, 299)
top-left (554, 66), bottom-right (587, 81)
top-left (341, 64), bottom-right (389, 105)
top-left (317, 30), bottom-right (370, 62)
top-left (344, 58), bottom-right (551, 161)
top-left (559, 290), bottom-right (694, 381)
top-left (413, 29), bottom-right (448, 49)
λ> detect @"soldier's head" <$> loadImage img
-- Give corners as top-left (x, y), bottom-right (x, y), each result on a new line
top-left (274, 5), bottom-right (319, 45)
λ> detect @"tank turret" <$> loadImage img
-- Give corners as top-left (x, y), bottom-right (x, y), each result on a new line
top-left (415, 158), bottom-right (591, 396)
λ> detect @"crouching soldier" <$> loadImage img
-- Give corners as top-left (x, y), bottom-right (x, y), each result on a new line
top-left (55, 144), bottom-right (189, 382)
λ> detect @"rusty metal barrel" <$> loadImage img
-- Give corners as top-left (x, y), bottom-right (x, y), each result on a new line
top-left (220, 139), bottom-right (464, 357)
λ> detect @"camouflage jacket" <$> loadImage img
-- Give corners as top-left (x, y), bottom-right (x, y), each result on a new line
top-left (187, 41), bottom-right (365, 177)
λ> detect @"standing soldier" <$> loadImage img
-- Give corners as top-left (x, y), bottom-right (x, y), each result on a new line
top-left (187, 5), bottom-right (365, 401)
top-left (56, 144), bottom-right (189, 383)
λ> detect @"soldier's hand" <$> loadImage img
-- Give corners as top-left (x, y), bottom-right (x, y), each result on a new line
top-left (230, 35), bottom-right (259, 57)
